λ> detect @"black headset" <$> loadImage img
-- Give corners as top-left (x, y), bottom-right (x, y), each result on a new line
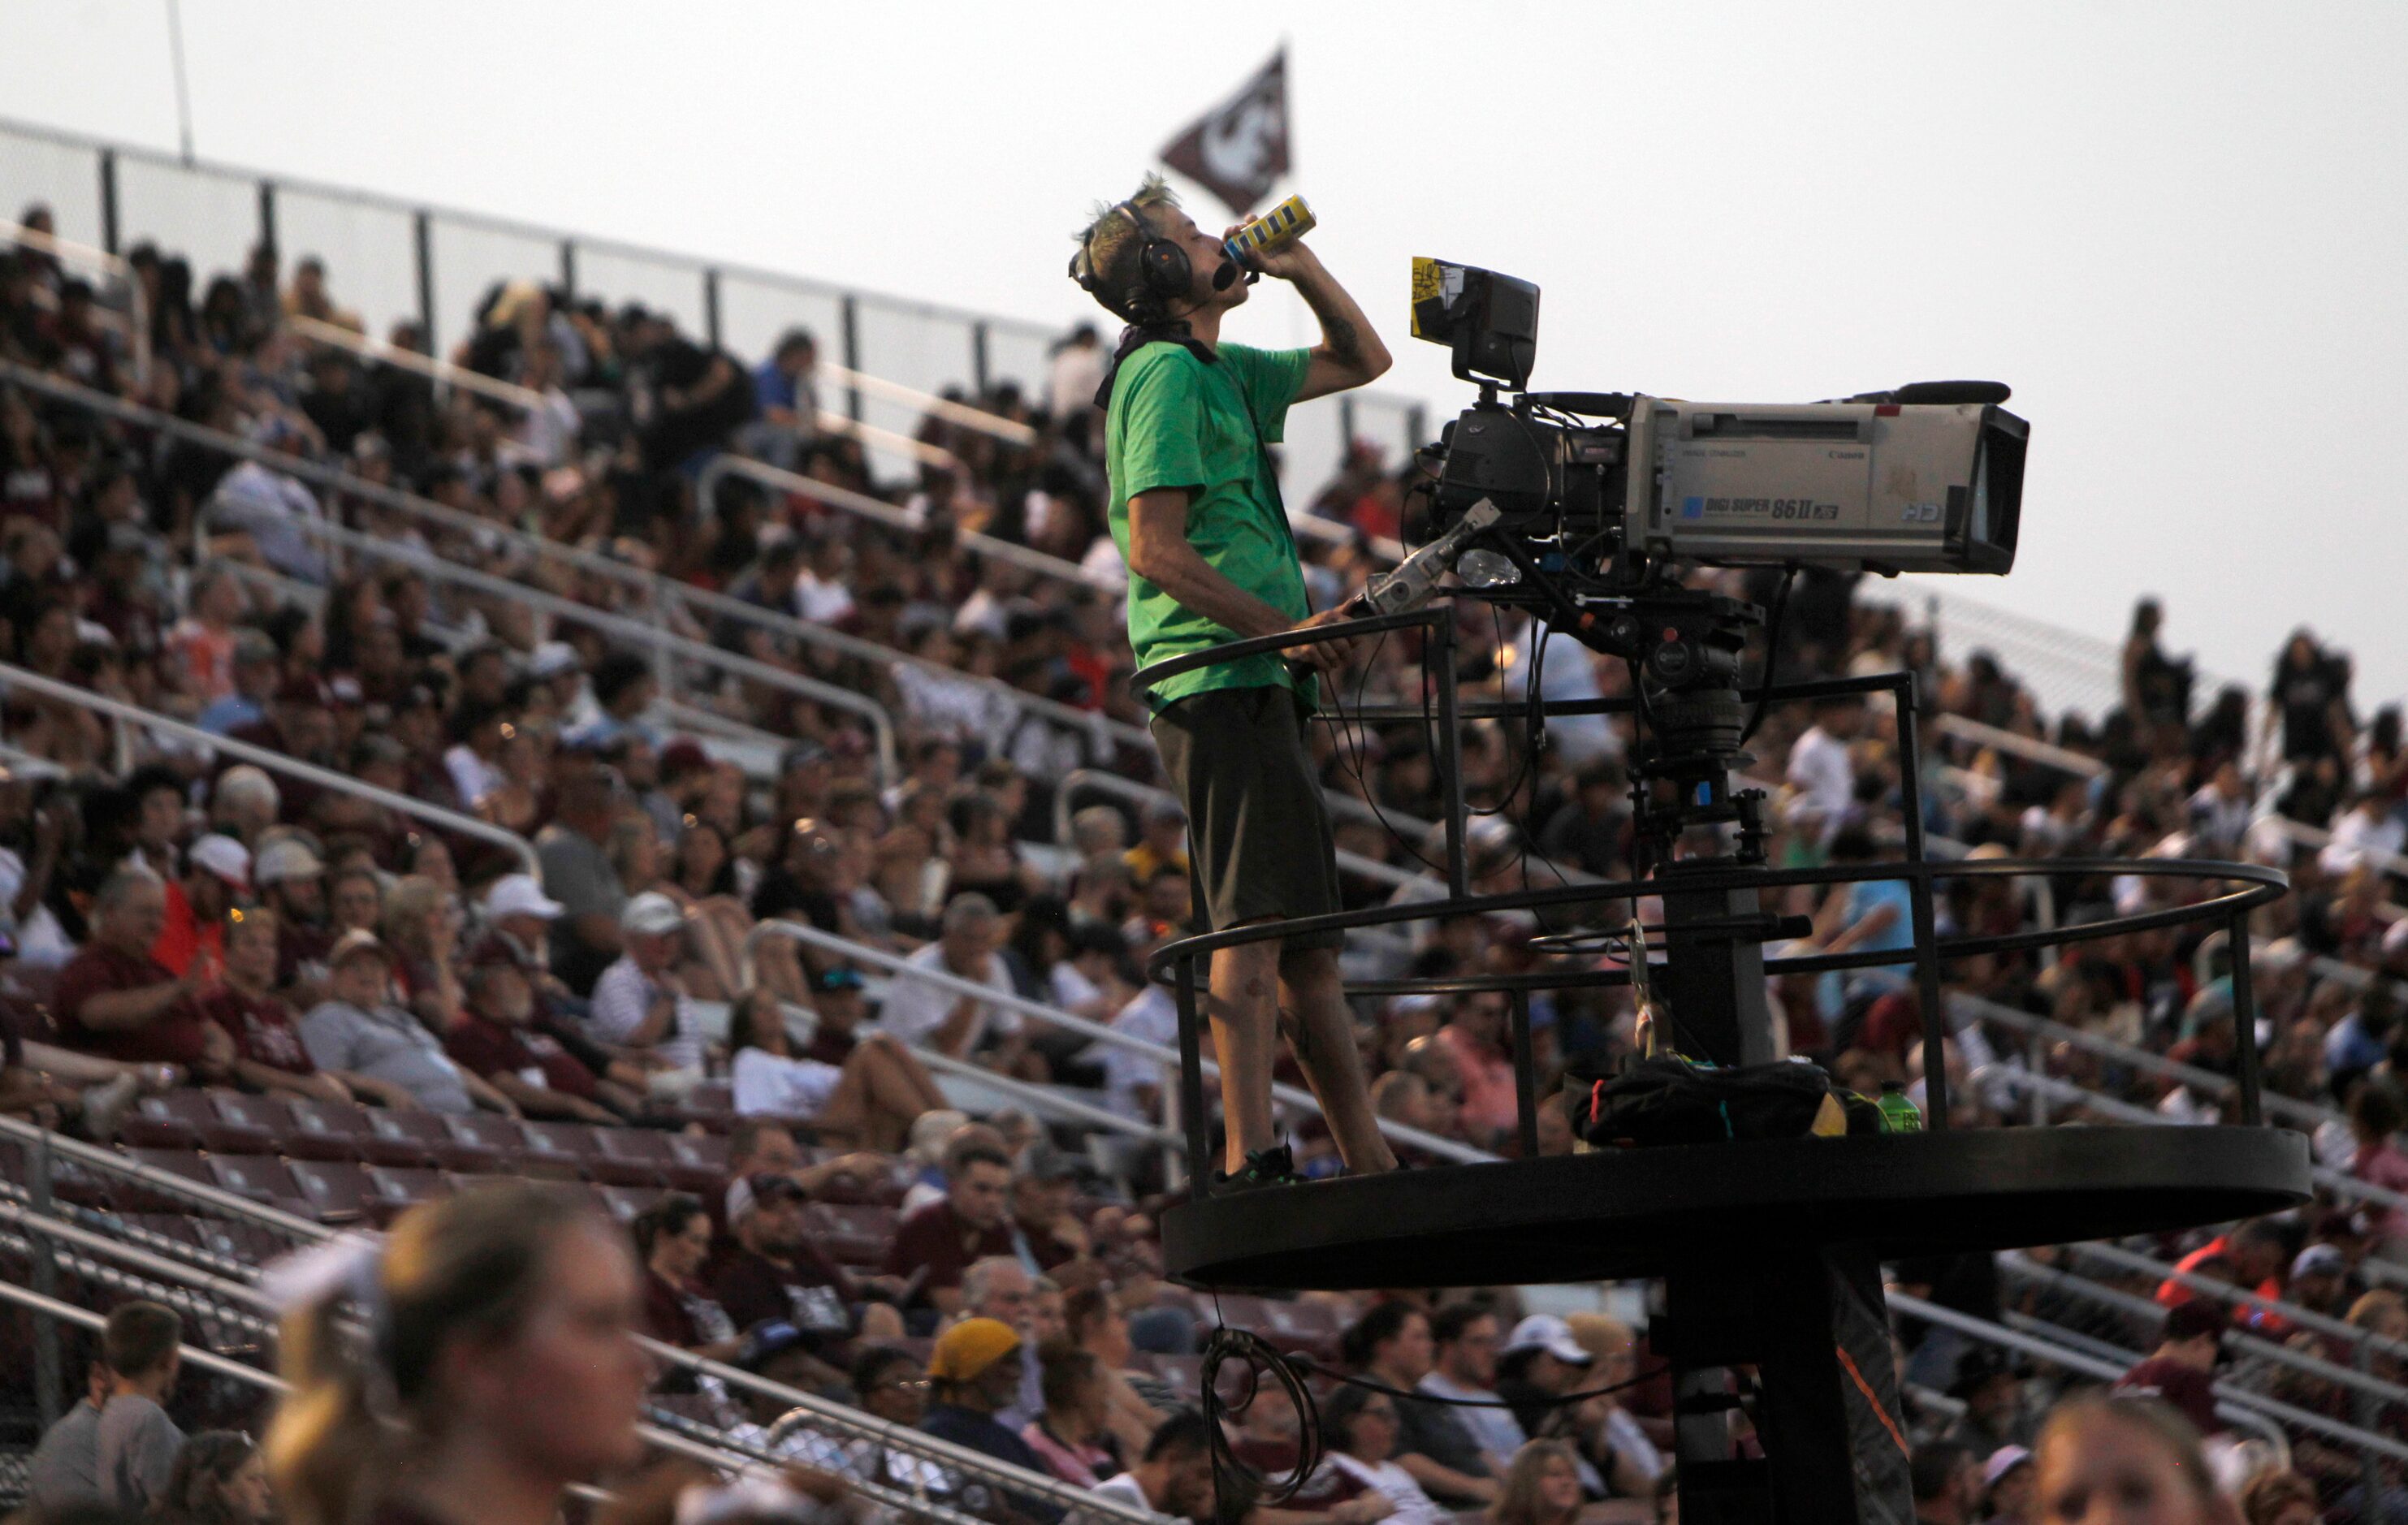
top-left (1069, 201), bottom-right (1240, 325)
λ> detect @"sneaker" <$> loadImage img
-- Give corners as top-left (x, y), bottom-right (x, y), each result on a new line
top-left (1214, 1144), bottom-right (1300, 1192)
top-left (80, 1073), bottom-right (141, 1143)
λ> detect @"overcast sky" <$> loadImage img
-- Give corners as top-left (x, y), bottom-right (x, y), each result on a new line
top-left (4, 1), bottom-right (2404, 711)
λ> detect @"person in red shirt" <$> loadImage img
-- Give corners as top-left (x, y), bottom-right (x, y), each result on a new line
top-left (199, 905), bottom-right (348, 1104)
top-left (2111, 1299), bottom-right (2228, 1436)
top-left (53, 866), bottom-right (227, 1074)
top-left (1434, 991), bottom-right (1520, 1149)
top-left (442, 961), bottom-right (620, 1125)
top-left (2155, 1219), bottom-right (2288, 1318)
top-left (882, 1138), bottom-right (1015, 1315)
top-left (153, 834), bottom-right (249, 979)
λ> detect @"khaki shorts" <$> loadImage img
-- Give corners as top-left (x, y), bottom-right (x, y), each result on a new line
top-left (1148, 684), bottom-right (1344, 953)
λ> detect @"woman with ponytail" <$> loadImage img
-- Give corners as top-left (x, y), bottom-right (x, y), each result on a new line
top-left (266, 1181), bottom-right (651, 1525)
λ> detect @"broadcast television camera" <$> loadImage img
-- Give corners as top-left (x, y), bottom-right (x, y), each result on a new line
top-left (1407, 259), bottom-right (2029, 589)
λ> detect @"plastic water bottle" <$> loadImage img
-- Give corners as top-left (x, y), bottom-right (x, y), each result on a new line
top-left (1877, 1080), bottom-right (1923, 1134)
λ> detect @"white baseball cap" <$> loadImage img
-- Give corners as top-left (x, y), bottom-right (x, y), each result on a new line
top-left (484, 872), bottom-right (566, 922)
top-left (187, 834), bottom-right (252, 889)
top-left (253, 837), bottom-right (325, 887)
top-left (620, 891), bottom-right (685, 936)
top-left (1502, 1314), bottom-right (1594, 1366)
top-left (1982, 1445), bottom-right (2033, 1488)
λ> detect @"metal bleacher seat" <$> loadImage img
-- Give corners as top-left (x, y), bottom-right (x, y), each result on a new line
top-left (283, 1158), bottom-right (378, 1225)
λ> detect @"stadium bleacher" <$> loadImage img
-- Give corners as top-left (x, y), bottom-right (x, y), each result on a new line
top-left (8, 121), bottom-right (2408, 1523)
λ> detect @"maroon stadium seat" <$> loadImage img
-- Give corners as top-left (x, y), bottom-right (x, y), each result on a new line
top-left (803, 1203), bottom-right (897, 1268)
top-left (363, 1164), bottom-right (455, 1211)
top-left (124, 1091), bottom-right (272, 1153)
top-left (204, 1154), bottom-right (309, 1218)
top-left (283, 1099), bottom-right (413, 1165)
top-left (211, 1093), bottom-right (298, 1151)
top-left (285, 1159), bottom-right (378, 1225)
top-left (364, 1109), bottom-right (492, 1172)
top-left (517, 1122), bottom-right (604, 1177)
top-left (591, 1127), bottom-right (673, 1184)
top-left (661, 1133), bottom-right (729, 1190)
top-left (444, 1114), bottom-right (532, 1169)
top-left (597, 1184), bottom-right (669, 1223)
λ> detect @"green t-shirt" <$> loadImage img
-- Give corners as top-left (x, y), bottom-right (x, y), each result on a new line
top-left (1105, 339), bottom-right (1316, 711)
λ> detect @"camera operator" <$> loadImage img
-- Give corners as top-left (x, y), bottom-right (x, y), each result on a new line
top-left (1067, 175), bottom-right (1395, 1187)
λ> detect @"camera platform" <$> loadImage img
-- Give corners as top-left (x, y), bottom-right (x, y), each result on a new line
top-left (1133, 608), bottom-right (2311, 1525)
top-left (1160, 1125), bottom-right (2310, 1290)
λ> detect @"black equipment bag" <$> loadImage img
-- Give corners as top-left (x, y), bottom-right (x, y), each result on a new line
top-left (1567, 1055), bottom-right (1880, 1149)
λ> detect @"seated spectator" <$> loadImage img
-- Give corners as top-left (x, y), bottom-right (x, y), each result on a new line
top-left (27, 1358), bottom-right (111, 1510)
top-left (919, 1318), bottom-right (1062, 1524)
top-left (535, 764), bottom-right (627, 995)
top-left (1496, 1316), bottom-right (1597, 1444)
top-left (94, 1299), bottom-right (185, 1512)
top-left (1489, 1440), bottom-right (1584, 1525)
top-left (727, 986), bottom-right (945, 1151)
top-left (443, 960), bottom-right (621, 1122)
top-left (882, 1135), bottom-right (1016, 1315)
top-left (632, 1192), bottom-right (741, 1370)
top-left (1064, 1285), bottom-right (1173, 1454)
top-left (1020, 1344), bottom-right (1117, 1487)
top-left (1433, 994), bottom-right (1519, 1149)
top-left (1008, 1143), bottom-right (1091, 1272)
top-left (2111, 1299), bottom-right (2227, 1437)
top-left (819, 1345), bottom-right (953, 1497)
top-left (153, 1429), bottom-right (273, 1525)
top-left (587, 892), bottom-right (706, 1090)
top-left (877, 893), bottom-right (1033, 1075)
top-left (1321, 1386), bottom-right (1444, 1525)
top-left (53, 866), bottom-right (227, 1074)
top-left (1982, 1445), bottom-right (2036, 1525)
top-left (200, 903), bottom-right (350, 1103)
top-left (1092, 1411), bottom-right (1217, 1521)
top-left (2237, 1469), bottom-right (2319, 1525)
top-left (154, 833), bottom-right (249, 978)
top-left (253, 835), bottom-right (331, 997)
top-left (299, 929), bottom-right (515, 1114)
top-left (711, 1171), bottom-right (901, 1341)
top-left (1345, 1302), bottom-right (1497, 1507)
top-left (799, 966), bottom-right (871, 1063)
top-left (1417, 1305), bottom-right (1522, 1481)
top-left (1563, 1314), bottom-right (1667, 1500)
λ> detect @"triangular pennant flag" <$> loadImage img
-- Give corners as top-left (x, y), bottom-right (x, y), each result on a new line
top-left (1159, 49), bottom-right (1290, 218)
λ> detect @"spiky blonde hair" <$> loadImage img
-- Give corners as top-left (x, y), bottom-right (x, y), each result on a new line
top-left (1070, 174), bottom-right (1183, 319)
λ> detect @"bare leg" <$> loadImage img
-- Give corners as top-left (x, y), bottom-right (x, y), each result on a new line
top-left (1277, 944), bottom-right (1399, 1174)
top-left (1206, 929), bottom-right (1286, 1174)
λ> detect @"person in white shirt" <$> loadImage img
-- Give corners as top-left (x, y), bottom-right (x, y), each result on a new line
top-left (1321, 1387), bottom-right (1443, 1525)
top-left (875, 895), bottom-right (1027, 1070)
top-left (1088, 983), bottom-right (1179, 1121)
top-left (1092, 1411), bottom-right (1218, 1523)
top-left (1783, 695), bottom-right (1865, 849)
top-left (587, 892), bottom-right (706, 1087)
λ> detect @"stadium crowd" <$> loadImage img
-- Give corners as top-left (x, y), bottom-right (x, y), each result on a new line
top-left (4, 204), bottom-right (2408, 1523)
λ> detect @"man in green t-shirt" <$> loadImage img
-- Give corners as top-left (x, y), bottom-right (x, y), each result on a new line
top-left (1069, 175), bottom-right (1398, 1187)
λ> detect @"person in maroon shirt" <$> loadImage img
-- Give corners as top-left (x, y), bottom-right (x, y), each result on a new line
top-left (801, 966), bottom-right (868, 1065)
top-left (711, 1173), bottom-right (906, 1341)
top-left (443, 963), bottom-right (620, 1125)
top-left (882, 1139), bottom-right (1015, 1315)
top-left (201, 905), bottom-right (349, 1104)
top-left (2111, 1298), bottom-right (2228, 1436)
top-left (630, 1194), bottom-right (740, 1389)
top-left (52, 866), bottom-right (228, 1074)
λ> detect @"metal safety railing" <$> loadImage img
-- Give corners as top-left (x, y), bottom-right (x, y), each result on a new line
top-left (219, 502), bottom-right (901, 784)
top-left (746, 918), bottom-right (1497, 1172)
top-left (0, 1119), bottom-right (1168, 1525)
top-left (0, 661), bottom-right (539, 873)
